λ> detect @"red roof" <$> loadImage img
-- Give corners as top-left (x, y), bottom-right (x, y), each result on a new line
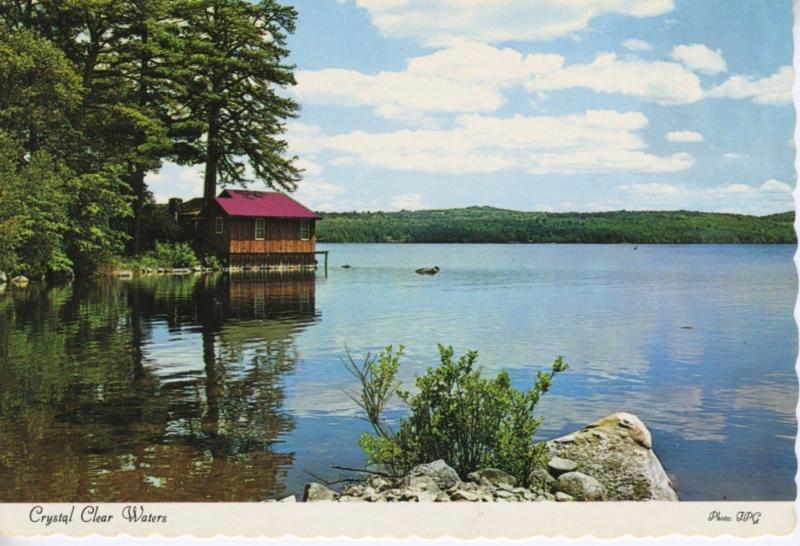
top-left (215, 189), bottom-right (319, 219)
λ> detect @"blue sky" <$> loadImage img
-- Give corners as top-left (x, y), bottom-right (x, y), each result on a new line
top-left (148, 0), bottom-right (796, 215)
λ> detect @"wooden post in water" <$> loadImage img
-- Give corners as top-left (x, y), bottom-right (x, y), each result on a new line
top-left (315, 250), bottom-right (328, 277)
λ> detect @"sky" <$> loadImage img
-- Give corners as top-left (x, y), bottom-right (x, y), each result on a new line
top-left (148, 0), bottom-right (796, 215)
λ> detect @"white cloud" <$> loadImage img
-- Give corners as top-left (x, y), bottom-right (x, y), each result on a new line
top-left (389, 193), bottom-right (426, 211)
top-left (295, 157), bottom-right (323, 177)
top-left (300, 110), bottom-right (693, 175)
top-left (622, 39), bottom-right (652, 52)
top-left (669, 44), bottom-right (726, 74)
top-left (615, 179), bottom-right (794, 214)
top-left (145, 163), bottom-right (204, 202)
top-left (666, 130), bottom-right (703, 142)
top-left (708, 66), bottom-right (793, 105)
top-left (526, 53), bottom-right (704, 105)
top-left (760, 178), bottom-right (793, 193)
top-left (354, 0), bottom-right (674, 46)
top-left (295, 42), bottom-right (563, 120)
top-left (292, 179), bottom-right (346, 211)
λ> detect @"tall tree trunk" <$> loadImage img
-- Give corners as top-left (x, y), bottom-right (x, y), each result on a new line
top-left (131, 24), bottom-right (150, 253)
top-left (203, 103), bottom-right (221, 208)
top-left (131, 167), bottom-right (146, 253)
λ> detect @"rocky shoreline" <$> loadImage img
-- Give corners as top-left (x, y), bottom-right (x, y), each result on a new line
top-left (287, 412), bottom-right (678, 503)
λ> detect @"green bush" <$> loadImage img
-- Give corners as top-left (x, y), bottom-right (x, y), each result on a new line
top-left (344, 344), bottom-right (568, 486)
top-left (150, 241), bottom-right (199, 268)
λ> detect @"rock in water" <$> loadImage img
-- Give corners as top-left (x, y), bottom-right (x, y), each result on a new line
top-left (303, 482), bottom-right (338, 502)
top-left (545, 412), bottom-right (678, 501)
top-left (415, 266), bottom-right (440, 275)
top-left (547, 457), bottom-right (578, 476)
top-left (406, 460), bottom-right (461, 488)
top-left (10, 275), bottom-right (29, 286)
top-left (467, 468), bottom-right (517, 487)
top-left (0, 271), bottom-right (7, 284)
top-left (557, 472), bottom-right (605, 501)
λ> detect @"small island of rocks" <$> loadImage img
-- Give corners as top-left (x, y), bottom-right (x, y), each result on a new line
top-left (287, 412), bottom-right (678, 503)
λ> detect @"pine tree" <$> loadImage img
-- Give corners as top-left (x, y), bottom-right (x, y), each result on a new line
top-left (172, 0), bottom-right (301, 207)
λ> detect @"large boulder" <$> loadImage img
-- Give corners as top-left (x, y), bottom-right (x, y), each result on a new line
top-left (10, 275), bottom-right (29, 287)
top-left (405, 460), bottom-right (461, 488)
top-left (545, 412), bottom-right (678, 501)
top-left (0, 271), bottom-right (7, 284)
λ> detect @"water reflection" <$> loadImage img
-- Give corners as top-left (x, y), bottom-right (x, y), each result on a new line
top-left (0, 273), bottom-right (319, 501)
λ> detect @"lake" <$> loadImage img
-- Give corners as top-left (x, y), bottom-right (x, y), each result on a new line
top-left (0, 244), bottom-right (796, 501)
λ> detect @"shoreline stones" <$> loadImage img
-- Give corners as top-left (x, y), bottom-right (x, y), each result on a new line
top-left (294, 413), bottom-right (678, 503)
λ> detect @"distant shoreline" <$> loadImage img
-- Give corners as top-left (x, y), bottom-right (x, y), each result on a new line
top-left (314, 208), bottom-right (796, 245)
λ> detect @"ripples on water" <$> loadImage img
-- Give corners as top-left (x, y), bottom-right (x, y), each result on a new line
top-left (0, 244), bottom-right (796, 501)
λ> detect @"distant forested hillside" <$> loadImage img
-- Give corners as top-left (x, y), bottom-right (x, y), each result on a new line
top-left (316, 208), bottom-right (796, 244)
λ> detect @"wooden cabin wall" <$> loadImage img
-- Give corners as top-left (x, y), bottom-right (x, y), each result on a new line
top-left (204, 202), bottom-right (230, 254)
top-left (228, 218), bottom-right (316, 254)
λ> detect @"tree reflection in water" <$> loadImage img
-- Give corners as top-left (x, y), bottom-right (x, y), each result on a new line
top-left (0, 272), bottom-right (319, 501)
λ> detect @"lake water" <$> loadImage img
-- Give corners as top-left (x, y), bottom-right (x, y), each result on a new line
top-left (0, 244), bottom-right (796, 501)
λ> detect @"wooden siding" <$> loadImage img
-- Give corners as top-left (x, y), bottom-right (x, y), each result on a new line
top-left (228, 217), bottom-right (316, 254)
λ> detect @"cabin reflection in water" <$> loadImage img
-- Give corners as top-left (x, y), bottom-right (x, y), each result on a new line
top-left (0, 273), bottom-right (319, 502)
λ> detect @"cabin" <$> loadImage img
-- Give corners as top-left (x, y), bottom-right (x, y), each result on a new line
top-left (173, 189), bottom-right (320, 269)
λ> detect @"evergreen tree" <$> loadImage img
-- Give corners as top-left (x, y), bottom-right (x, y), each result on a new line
top-left (172, 0), bottom-right (301, 207)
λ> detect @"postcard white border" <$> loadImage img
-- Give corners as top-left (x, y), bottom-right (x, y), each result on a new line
top-left (1, 0), bottom-right (799, 541)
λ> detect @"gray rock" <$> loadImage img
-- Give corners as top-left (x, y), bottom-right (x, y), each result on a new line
top-left (192, 265), bottom-right (203, 272)
top-left (369, 476), bottom-right (391, 491)
top-left (338, 495), bottom-right (365, 502)
top-left (0, 271), bottom-right (7, 283)
top-left (555, 492), bottom-right (574, 502)
top-left (406, 460), bottom-right (461, 488)
top-left (10, 275), bottom-right (29, 286)
top-left (466, 468), bottom-right (517, 487)
top-left (494, 490), bottom-right (515, 499)
top-left (403, 475), bottom-right (442, 497)
top-left (279, 495), bottom-right (296, 502)
top-left (557, 472), bottom-right (605, 501)
top-left (450, 490), bottom-right (479, 502)
top-left (545, 412), bottom-right (678, 501)
top-left (171, 268), bottom-right (191, 274)
top-left (415, 491), bottom-right (437, 502)
top-left (303, 482), bottom-right (338, 502)
top-left (529, 468), bottom-right (558, 493)
top-left (547, 456), bottom-right (578, 476)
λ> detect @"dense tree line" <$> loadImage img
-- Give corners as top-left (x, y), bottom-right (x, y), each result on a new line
top-left (317, 207), bottom-right (796, 244)
top-left (0, 0), bottom-right (300, 278)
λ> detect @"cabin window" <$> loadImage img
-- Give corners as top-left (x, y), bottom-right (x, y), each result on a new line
top-left (215, 217), bottom-right (224, 234)
top-left (255, 218), bottom-right (266, 240)
top-left (300, 220), bottom-right (310, 241)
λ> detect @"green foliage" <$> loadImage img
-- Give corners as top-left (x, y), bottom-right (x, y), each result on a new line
top-left (0, 139), bottom-right (72, 277)
top-left (347, 345), bottom-right (568, 485)
top-left (173, 0), bottom-right (302, 200)
top-left (201, 253), bottom-right (222, 270)
top-left (0, 136), bottom-right (132, 277)
top-left (150, 241), bottom-right (199, 268)
top-left (0, 0), bottom-right (303, 269)
top-left (317, 207), bottom-right (797, 244)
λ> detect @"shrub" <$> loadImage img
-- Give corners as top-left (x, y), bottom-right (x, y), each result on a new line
top-left (150, 241), bottom-right (199, 268)
top-left (344, 344), bottom-right (568, 486)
